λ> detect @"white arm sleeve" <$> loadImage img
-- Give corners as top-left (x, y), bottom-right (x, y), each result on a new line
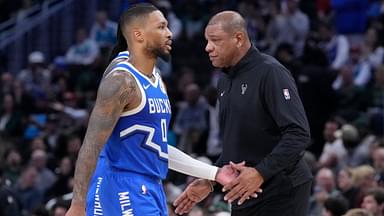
top-left (168, 145), bottom-right (218, 181)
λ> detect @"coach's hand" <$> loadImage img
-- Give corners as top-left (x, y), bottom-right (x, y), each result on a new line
top-left (223, 162), bottom-right (263, 205)
top-left (173, 179), bottom-right (211, 215)
top-left (65, 202), bottom-right (85, 216)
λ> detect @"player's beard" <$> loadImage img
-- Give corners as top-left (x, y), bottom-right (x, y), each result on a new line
top-left (153, 47), bottom-right (170, 62)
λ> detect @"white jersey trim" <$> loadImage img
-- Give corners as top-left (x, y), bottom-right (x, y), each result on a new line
top-left (110, 66), bottom-right (146, 117)
top-left (120, 124), bottom-right (168, 160)
top-left (119, 62), bottom-right (159, 88)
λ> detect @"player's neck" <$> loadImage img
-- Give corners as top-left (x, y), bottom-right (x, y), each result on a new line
top-left (129, 54), bottom-right (156, 77)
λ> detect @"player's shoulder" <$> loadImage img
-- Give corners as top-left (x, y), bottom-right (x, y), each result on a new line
top-left (103, 58), bottom-right (130, 77)
top-left (102, 60), bottom-right (137, 87)
top-left (103, 67), bottom-right (136, 87)
top-left (97, 70), bottom-right (138, 105)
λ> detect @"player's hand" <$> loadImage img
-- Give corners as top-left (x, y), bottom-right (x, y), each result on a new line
top-left (215, 163), bottom-right (242, 185)
top-left (65, 203), bottom-right (85, 216)
top-left (173, 179), bottom-right (211, 215)
top-left (222, 162), bottom-right (264, 205)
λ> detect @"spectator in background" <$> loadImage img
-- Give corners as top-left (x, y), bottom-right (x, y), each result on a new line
top-left (318, 20), bottom-right (350, 70)
top-left (334, 63), bottom-right (369, 119)
top-left (50, 199), bottom-right (70, 216)
top-left (368, 65), bottom-right (384, 110)
top-left (339, 124), bottom-right (365, 167)
top-left (50, 91), bottom-right (88, 123)
top-left (371, 144), bottom-right (384, 186)
top-left (237, 1), bottom-right (265, 50)
top-left (266, 0), bottom-right (310, 56)
top-left (203, 85), bottom-right (222, 163)
top-left (65, 28), bottom-right (100, 66)
top-left (349, 118), bottom-right (382, 169)
top-left (352, 165), bottom-right (378, 206)
top-left (17, 51), bottom-right (51, 96)
top-left (345, 208), bottom-right (374, 216)
top-left (173, 83), bottom-right (209, 155)
top-left (310, 167), bottom-right (341, 216)
top-left (90, 10), bottom-right (117, 53)
top-left (29, 149), bottom-right (56, 194)
top-left (318, 119), bottom-right (347, 170)
top-left (337, 167), bottom-right (360, 208)
top-left (0, 94), bottom-right (23, 137)
top-left (174, 67), bottom-right (196, 101)
top-left (361, 187), bottom-right (384, 216)
top-left (2, 148), bottom-right (22, 186)
top-left (274, 42), bottom-right (302, 81)
top-left (14, 166), bottom-right (43, 215)
top-left (46, 156), bottom-right (74, 201)
top-left (183, 1), bottom-right (205, 40)
top-left (332, 46), bottom-right (372, 90)
top-left (362, 27), bottom-right (384, 70)
top-left (64, 134), bottom-right (81, 163)
top-left (28, 137), bottom-right (48, 156)
top-left (323, 196), bottom-right (349, 216)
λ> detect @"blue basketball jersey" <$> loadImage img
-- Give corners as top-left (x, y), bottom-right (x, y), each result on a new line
top-left (104, 62), bottom-right (171, 180)
top-left (87, 54), bottom-right (171, 216)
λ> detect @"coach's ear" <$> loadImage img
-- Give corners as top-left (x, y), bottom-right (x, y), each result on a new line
top-left (234, 31), bottom-right (245, 48)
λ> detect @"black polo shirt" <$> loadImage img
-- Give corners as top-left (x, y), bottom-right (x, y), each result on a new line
top-left (215, 46), bottom-right (312, 208)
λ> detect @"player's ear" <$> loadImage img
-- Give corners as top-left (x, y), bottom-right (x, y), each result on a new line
top-left (133, 29), bottom-right (144, 42)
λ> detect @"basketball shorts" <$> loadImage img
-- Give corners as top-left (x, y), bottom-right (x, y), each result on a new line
top-left (86, 156), bottom-right (108, 215)
top-left (86, 166), bottom-right (168, 216)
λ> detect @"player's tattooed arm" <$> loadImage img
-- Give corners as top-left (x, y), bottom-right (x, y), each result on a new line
top-left (70, 72), bottom-right (137, 206)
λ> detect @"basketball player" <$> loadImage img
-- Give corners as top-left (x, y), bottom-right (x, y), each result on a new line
top-left (66, 4), bottom-right (237, 216)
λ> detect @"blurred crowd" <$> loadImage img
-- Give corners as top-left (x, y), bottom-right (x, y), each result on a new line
top-left (0, 0), bottom-right (45, 22)
top-left (0, 0), bottom-right (383, 215)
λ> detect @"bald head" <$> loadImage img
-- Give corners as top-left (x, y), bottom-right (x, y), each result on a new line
top-left (205, 11), bottom-right (251, 68)
top-left (207, 11), bottom-right (248, 35)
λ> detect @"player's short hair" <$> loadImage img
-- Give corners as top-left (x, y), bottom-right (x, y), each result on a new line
top-left (109, 3), bottom-right (158, 62)
top-left (120, 3), bottom-right (158, 30)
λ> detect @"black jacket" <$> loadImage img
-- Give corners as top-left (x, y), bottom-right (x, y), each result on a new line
top-left (216, 46), bottom-right (312, 209)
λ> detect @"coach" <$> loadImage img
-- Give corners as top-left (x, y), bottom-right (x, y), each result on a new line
top-left (174, 10), bottom-right (313, 216)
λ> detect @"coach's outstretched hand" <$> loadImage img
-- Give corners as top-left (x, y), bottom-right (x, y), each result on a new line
top-left (65, 202), bottom-right (85, 216)
top-left (173, 164), bottom-right (239, 215)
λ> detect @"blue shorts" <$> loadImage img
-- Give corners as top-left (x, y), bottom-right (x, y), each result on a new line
top-left (86, 165), bottom-right (168, 216)
top-left (86, 156), bottom-right (108, 215)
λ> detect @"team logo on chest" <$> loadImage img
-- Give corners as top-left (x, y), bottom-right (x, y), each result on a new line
top-left (241, 83), bottom-right (248, 95)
